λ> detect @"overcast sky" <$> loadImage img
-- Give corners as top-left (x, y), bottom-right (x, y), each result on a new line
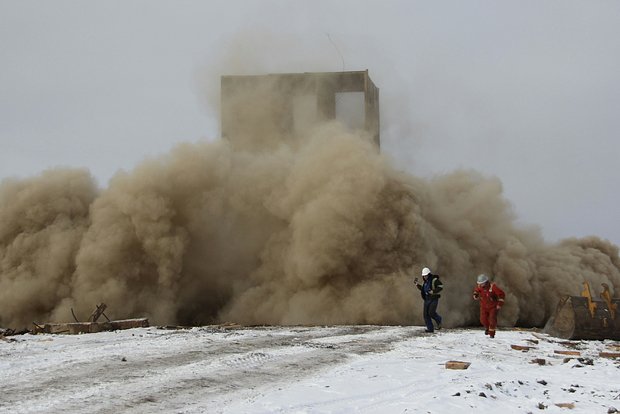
top-left (1, 1), bottom-right (619, 246)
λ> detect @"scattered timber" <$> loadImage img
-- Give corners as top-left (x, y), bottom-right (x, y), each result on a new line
top-left (32, 318), bottom-right (149, 335)
top-left (599, 352), bottom-right (620, 359)
top-left (554, 350), bottom-right (581, 356)
top-left (511, 344), bottom-right (536, 352)
top-left (0, 328), bottom-right (13, 337)
top-left (31, 303), bottom-right (149, 335)
top-left (555, 403), bottom-right (575, 409)
top-left (445, 361), bottom-right (471, 370)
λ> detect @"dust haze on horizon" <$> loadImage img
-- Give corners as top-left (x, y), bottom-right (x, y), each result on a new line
top-left (1, 67), bottom-right (619, 331)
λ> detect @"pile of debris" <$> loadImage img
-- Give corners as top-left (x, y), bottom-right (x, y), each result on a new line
top-left (1, 303), bottom-right (149, 337)
top-left (32, 303), bottom-right (149, 335)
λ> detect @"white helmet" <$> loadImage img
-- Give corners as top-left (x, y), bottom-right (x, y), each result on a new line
top-left (477, 274), bottom-right (489, 284)
top-left (421, 267), bottom-right (431, 276)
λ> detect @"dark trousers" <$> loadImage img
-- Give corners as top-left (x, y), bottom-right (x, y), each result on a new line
top-left (423, 298), bottom-right (442, 332)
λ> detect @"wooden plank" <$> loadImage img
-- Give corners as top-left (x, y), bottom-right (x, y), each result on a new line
top-left (532, 332), bottom-right (553, 342)
top-left (46, 324), bottom-right (69, 334)
top-left (89, 303), bottom-right (107, 322)
top-left (34, 318), bottom-right (149, 335)
top-left (558, 341), bottom-right (581, 348)
top-left (445, 361), bottom-right (471, 370)
top-left (68, 323), bottom-right (91, 335)
top-left (511, 344), bottom-right (535, 351)
top-left (89, 323), bottom-right (102, 333)
top-left (555, 403), bottom-right (575, 409)
top-left (599, 352), bottom-right (620, 359)
top-left (554, 350), bottom-right (581, 356)
top-left (109, 318), bottom-right (149, 330)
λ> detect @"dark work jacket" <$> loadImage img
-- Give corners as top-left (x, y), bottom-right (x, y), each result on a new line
top-left (417, 274), bottom-right (443, 300)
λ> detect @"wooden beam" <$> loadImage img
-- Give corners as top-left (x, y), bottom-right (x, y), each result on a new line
top-left (445, 361), bottom-right (471, 370)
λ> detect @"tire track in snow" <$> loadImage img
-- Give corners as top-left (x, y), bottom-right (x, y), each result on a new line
top-left (0, 325), bottom-right (424, 414)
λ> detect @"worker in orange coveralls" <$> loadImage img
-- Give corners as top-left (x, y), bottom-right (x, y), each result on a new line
top-left (472, 274), bottom-right (505, 338)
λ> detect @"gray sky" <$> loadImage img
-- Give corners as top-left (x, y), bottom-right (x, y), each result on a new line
top-left (1, 1), bottom-right (619, 246)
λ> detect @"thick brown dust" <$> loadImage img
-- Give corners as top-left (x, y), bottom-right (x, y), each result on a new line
top-left (1, 81), bottom-right (618, 330)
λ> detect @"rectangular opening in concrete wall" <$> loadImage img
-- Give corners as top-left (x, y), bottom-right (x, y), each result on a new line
top-left (292, 93), bottom-right (318, 136)
top-left (222, 71), bottom-right (380, 148)
top-left (335, 91), bottom-right (365, 132)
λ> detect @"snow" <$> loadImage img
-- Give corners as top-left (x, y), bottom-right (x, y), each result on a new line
top-left (1, 326), bottom-right (618, 413)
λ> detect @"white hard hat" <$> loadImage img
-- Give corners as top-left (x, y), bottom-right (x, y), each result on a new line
top-left (421, 267), bottom-right (431, 276)
top-left (477, 274), bottom-right (489, 284)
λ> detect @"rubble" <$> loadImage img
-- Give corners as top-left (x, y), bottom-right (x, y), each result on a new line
top-left (32, 303), bottom-right (149, 335)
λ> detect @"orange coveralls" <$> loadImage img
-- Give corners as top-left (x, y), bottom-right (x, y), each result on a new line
top-left (473, 282), bottom-right (505, 338)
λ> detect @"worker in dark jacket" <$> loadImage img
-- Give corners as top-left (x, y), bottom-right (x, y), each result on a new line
top-left (472, 274), bottom-right (506, 338)
top-left (414, 267), bottom-right (443, 333)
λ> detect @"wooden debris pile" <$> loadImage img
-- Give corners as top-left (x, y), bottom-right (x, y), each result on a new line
top-left (511, 331), bottom-right (620, 366)
top-left (32, 303), bottom-right (149, 335)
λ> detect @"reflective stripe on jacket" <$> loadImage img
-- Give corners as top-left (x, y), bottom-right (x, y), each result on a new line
top-left (473, 283), bottom-right (505, 310)
top-left (418, 274), bottom-right (443, 300)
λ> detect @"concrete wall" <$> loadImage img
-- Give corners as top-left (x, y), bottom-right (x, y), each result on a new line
top-left (221, 70), bottom-right (380, 149)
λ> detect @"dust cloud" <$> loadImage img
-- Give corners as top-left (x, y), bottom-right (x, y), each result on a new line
top-left (1, 80), bottom-right (619, 331)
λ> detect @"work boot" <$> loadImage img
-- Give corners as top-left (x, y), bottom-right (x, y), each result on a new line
top-left (484, 329), bottom-right (489, 335)
top-left (435, 321), bottom-right (442, 331)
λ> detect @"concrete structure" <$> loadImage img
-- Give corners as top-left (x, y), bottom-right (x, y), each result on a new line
top-left (221, 70), bottom-right (380, 148)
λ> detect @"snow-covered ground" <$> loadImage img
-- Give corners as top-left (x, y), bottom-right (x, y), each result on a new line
top-left (1, 325), bottom-right (618, 414)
